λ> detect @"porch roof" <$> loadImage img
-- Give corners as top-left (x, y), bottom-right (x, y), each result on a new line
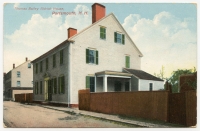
top-left (95, 70), bottom-right (132, 77)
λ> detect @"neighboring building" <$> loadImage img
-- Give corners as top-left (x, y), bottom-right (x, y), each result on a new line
top-left (4, 57), bottom-right (33, 101)
top-left (32, 3), bottom-right (164, 107)
top-left (124, 68), bottom-right (164, 91)
top-left (3, 72), bottom-right (6, 99)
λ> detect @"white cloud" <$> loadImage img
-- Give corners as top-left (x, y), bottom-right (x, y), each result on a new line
top-left (123, 11), bottom-right (197, 77)
top-left (4, 4), bottom-right (91, 73)
top-left (63, 4), bottom-right (91, 31)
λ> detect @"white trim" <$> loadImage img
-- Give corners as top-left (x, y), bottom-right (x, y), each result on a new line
top-left (97, 74), bottom-right (131, 78)
top-left (87, 47), bottom-right (97, 50)
top-left (99, 25), bottom-right (107, 28)
top-left (68, 42), bottom-right (72, 107)
top-left (103, 75), bottom-right (107, 92)
top-left (95, 75), bottom-right (96, 92)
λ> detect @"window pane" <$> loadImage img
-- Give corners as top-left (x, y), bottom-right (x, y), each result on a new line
top-left (116, 33), bottom-right (122, 43)
top-left (89, 50), bottom-right (95, 63)
top-left (90, 77), bottom-right (95, 92)
top-left (17, 81), bottom-right (20, 87)
top-left (28, 63), bottom-right (31, 68)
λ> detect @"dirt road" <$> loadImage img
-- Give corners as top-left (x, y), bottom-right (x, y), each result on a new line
top-left (3, 101), bottom-right (135, 128)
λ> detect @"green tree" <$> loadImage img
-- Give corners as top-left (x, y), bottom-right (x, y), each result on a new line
top-left (168, 67), bottom-right (196, 93)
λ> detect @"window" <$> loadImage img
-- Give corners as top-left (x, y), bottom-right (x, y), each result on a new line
top-left (46, 58), bottom-right (48, 70)
top-left (17, 81), bottom-right (21, 87)
top-left (125, 82), bottom-right (130, 91)
top-left (40, 61), bottom-right (43, 72)
top-left (100, 27), bottom-right (106, 39)
top-left (53, 54), bottom-right (56, 67)
top-left (36, 63), bottom-right (38, 74)
top-left (17, 71), bottom-right (20, 77)
top-left (28, 63), bottom-right (31, 68)
top-left (40, 81), bottom-right (42, 94)
top-left (60, 50), bottom-right (64, 65)
top-left (58, 76), bottom-right (65, 94)
top-left (86, 76), bottom-right (95, 92)
top-left (114, 32), bottom-right (125, 44)
top-left (149, 83), bottom-right (153, 91)
top-left (53, 77), bottom-right (57, 94)
top-left (125, 56), bottom-right (130, 68)
top-left (86, 49), bottom-right (98, 65)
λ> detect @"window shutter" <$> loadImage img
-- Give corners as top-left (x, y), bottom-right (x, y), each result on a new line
top-left (86, 49), bottom-right (89, 63)
top-left (100, 27), bottom-right (103, 39)
top-left (86, 76), bottom-right (90, 88)
top-left (51, 79), bottom-right (53, 94)
top-left (114, 32), bottom-right (117, 43)
top-left (35, 82), bottom-right (37, 94)
top-left (122, 34), bottom-right (125, 44)
top-left (63, 76), bottom-right (65, 94)
top-left (104, 28), bottom-right (106, 39)
top-left (58, 77), bottom-right (60, 94)
top-left (128, 56), bottom-right (130, 68)
top-left (96, 50), bottom-right (98, 65)
top-left (126, 56), bottom-right (130, 68)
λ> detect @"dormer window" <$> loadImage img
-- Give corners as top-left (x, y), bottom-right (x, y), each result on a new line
top-left (114, 32), bottom-right (125, 44)
top-left (100, 26), bottom-right (106, 39)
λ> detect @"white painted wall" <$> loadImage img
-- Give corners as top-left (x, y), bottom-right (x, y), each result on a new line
top-left (70, 14), bottom-right (142, 104)
top-left (11, 60), bottom-right (33, 87)
top-left (139, 79), bottom-right (164, 91)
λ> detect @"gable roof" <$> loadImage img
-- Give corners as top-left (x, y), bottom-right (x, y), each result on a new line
top-left (31, 39), bottom-right (74, 63)
top-left (32, 12), bottom-right (143, 63)
top-left (68, 13), bottom-right (143, 57)
top-left (12, 60), bottom-right (31, 71)
top-left (124, 68), bottom-right (164, 81)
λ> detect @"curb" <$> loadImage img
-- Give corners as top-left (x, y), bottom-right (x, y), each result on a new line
top-left (37, 104), bottom-right (175, 128)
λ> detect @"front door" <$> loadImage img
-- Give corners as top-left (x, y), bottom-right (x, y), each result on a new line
top-left (114, 81), bottom-right (121, 91)
top-left (48, 80), bottom-right (52, 101)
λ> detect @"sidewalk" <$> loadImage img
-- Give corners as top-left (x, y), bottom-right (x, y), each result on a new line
top-left (34, 103), bottom-right (184, 128)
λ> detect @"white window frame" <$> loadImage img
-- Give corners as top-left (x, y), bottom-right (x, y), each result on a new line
top-left (89, 49), bottom-right (96, 64)
top-left (17, 71), bottom-right (20, 77)
top-left (17, 81), bottom-right (21, 87)
top-left (28, 63), bottom-right (31, 68)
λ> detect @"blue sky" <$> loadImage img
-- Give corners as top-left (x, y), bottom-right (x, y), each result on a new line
top-left (3, 1), bottom-right (197, 78)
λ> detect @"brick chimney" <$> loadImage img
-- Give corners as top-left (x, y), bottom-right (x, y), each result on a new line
top-left (68, 28), bottom-right (77, 38)
top-left (26, 57), bottom-right (28, 61)
top-left (13, 64), bottom-right (15, 69)
top-left (92, 3), bottom-right (106, 23)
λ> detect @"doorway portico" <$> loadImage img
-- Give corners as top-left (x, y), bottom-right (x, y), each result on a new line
top-left (95, 70), bottom-right (132, 92)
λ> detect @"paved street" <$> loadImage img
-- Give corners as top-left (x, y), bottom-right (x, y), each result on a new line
top-left (3, 101), bottom-right (137, 128)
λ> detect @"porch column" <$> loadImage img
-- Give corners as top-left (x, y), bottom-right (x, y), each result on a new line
top-left (103, 75), bottom-right (108, 92)
top-left (129, 78), bottom-right (131, 91)
top-left (95, 75), bottom-right (96, 92)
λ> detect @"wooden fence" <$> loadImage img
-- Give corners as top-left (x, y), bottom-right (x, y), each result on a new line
top-left (79, 90), bottom-right (197, 126)
top-left (169, 91), bottom-right (197, 126)
top-left (79, 90), bottom-right (169, 122)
